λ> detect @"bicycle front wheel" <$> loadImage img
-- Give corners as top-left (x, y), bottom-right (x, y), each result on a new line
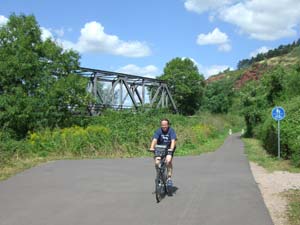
top-left (155, 178), bottom-right (164, 203)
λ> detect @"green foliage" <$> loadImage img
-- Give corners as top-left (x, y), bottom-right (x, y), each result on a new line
top-left (239, 81), bottom-right (267, 136)
top-left (259, 96), bottom-right (300, 166)
top-left (0, 131), bottom-right (28, 166)
top-left (203, 77), bottom-right (234, 113)
top-left (204, 47), bottom-right (300, 167)
top-left (285, 64), bottom-right (300, 98)
top-left (237, 65), bottom-right (295, 137)
top-left (262, 66), bottom-right (284, 105)
top-left (243, 138), bottom-right (300, 172)
top-left (237, 59), bottom-right (252, 70)
top-left (0, 14), bottom-right (90, 138)
top-left (0, 111), bottom-right (243, 168)
top-left (159, 58), bottom-right (205, 115)
top-left (28, 125), bottom-right (111, 157)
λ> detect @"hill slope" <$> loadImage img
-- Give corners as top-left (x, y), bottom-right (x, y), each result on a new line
top-left (206, 45), bottom-right (300, 88)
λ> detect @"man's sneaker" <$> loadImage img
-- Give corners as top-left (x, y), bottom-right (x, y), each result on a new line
top-left (166, 178), bottom-right (173, 187)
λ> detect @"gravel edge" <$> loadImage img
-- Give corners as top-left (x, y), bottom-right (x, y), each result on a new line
top-left (249, 162), bottom-right (300, 225)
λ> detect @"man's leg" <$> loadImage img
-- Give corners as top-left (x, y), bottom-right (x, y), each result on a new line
top-left (155, 157), bottom-right (161, 169)
top-left (165, 155), bottom-right (173, 185)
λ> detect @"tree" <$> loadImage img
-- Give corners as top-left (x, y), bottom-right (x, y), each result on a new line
top-left (237, 59), bottom-right (251, 69)
top-left (0, 14), bottom-right (89, 138)
top-left (158, 58), bottom-right (205, 115)
top-left (262, 66), bottom-right (284, 105)
top-left (203, 78), bottom-right (234, 113)
top-left (239, 82), bottom-right (267, 137)
top-left (285, 64), bottom-right (300, 98)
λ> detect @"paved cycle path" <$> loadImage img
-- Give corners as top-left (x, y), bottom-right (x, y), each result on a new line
top-left (0, 134), bottom-right (273, 225)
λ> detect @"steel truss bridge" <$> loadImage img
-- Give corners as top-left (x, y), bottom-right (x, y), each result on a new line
top-left (78, 67), bottom-right (178, 115)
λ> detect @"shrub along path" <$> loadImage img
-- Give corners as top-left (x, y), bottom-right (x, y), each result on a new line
top-left (0, 134), bottom-right (273, 225)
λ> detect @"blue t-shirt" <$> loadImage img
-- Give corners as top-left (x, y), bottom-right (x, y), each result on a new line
top-left (153, 127), bottom-right (177, 149)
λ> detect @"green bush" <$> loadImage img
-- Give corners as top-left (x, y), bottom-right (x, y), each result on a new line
top-left (259, 96), bottom-right (300, 166)
top-left (1, 110), bottom-right (244, 164)
top-left (28, 125), bottom-right (111, 157)
top-left (0, 132), bottom-right (27, 166)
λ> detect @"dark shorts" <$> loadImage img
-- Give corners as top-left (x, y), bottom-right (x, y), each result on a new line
top-left (154, 147), bottom-right (176, 158)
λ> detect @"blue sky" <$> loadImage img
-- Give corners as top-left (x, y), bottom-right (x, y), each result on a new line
top-left (1, 0), bottom-right (300, 78)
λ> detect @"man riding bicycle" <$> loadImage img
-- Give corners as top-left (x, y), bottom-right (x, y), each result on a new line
top-left (150, 118), bottom-right (177, 187)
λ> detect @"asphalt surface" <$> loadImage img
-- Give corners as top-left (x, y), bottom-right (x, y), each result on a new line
top-left (0, 134), bottom-right (273, 225)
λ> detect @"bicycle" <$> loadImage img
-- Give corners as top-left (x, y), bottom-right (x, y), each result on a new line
top-left (149, 145), bottom-right (170, 203)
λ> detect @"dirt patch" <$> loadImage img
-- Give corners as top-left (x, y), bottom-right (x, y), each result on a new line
top-left (250, 162), bottom-right (300, 225)
top-left (234, 64), bottom-right (267, 89)
top-left (205, 73), bottom-right (226, 83)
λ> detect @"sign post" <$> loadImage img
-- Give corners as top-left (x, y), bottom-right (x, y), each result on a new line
top-left (271, 106), bottom-right (285, 159)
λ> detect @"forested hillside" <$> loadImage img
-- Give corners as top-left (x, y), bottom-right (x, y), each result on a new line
top-left (203, 41), bottom-right (300, 166)
top-left (237, 40), bottom-right (300, 69)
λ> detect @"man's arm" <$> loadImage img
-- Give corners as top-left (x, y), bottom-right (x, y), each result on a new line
top-left (150, 138), bottom-right (157, 151)
top-left (169, 128), bottom-right (177, 151)
top-left (169, 139), bottom-right (176, 151)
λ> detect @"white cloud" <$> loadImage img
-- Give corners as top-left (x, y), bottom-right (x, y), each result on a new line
top-left (40, 28), bottom-right (76, 53)
top-left (197, 28), bottom-right (231, 52)
top-left (184, 0), bottom-right (235, 14)
top-left (218, 43), bottom-right (231, 52)
top-left (58, 39), bottom-right (76, 49)
top-left (40, 26), bottom-right (70, 43)
top-left (185, 0), bottom-right (300, 41)
top-left (181, 57), bottom-right (232, 78)
top-left (181, 57), bottom-right (202, 71)
top-left (0, 15), bottom-right (8, 26)
top-left (200, 64), bottom-right (232, 78)
top-left (32, 22), bottom-right (152, 58)
top-left (1, 16), bottom-right (150, 57)
top-left (117, 64), bottom-right (159, 78)
top-left (220, 0), bottom-right (300, 40)
top-left (250, 46), bottom-right (270, 58)
top-left (41, 27), bottom-right (54, 41)
top-left (53, 28), bottom-right (64, 37)
top-left (115, 64), bottom-right (160, 106)
top-left (197, 28), bottom-right (228, 45)
top-left (209, 14), bottom-right (216, 22)
top-left (65, 21), bottom-right (151, 57)
top-left (206, 65), bottom-right (231, 76)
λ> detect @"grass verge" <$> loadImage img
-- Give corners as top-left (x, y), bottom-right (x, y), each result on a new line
top-left (243, 138), bottom-right (300, 173)
top-left (0, 157), bottom-right (47, 181)
top-left (284, 190), bottom-right (300, 225)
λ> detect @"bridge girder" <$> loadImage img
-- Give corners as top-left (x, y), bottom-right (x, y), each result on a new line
top-left (78, 67), bottom-right (178, 115)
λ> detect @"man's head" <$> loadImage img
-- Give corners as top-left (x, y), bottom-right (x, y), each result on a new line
top-left (160, 118), bottom-right (170, 132)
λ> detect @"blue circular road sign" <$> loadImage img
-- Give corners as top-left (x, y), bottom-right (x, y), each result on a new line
top-left (272, 106), bottom-right (285, 121)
